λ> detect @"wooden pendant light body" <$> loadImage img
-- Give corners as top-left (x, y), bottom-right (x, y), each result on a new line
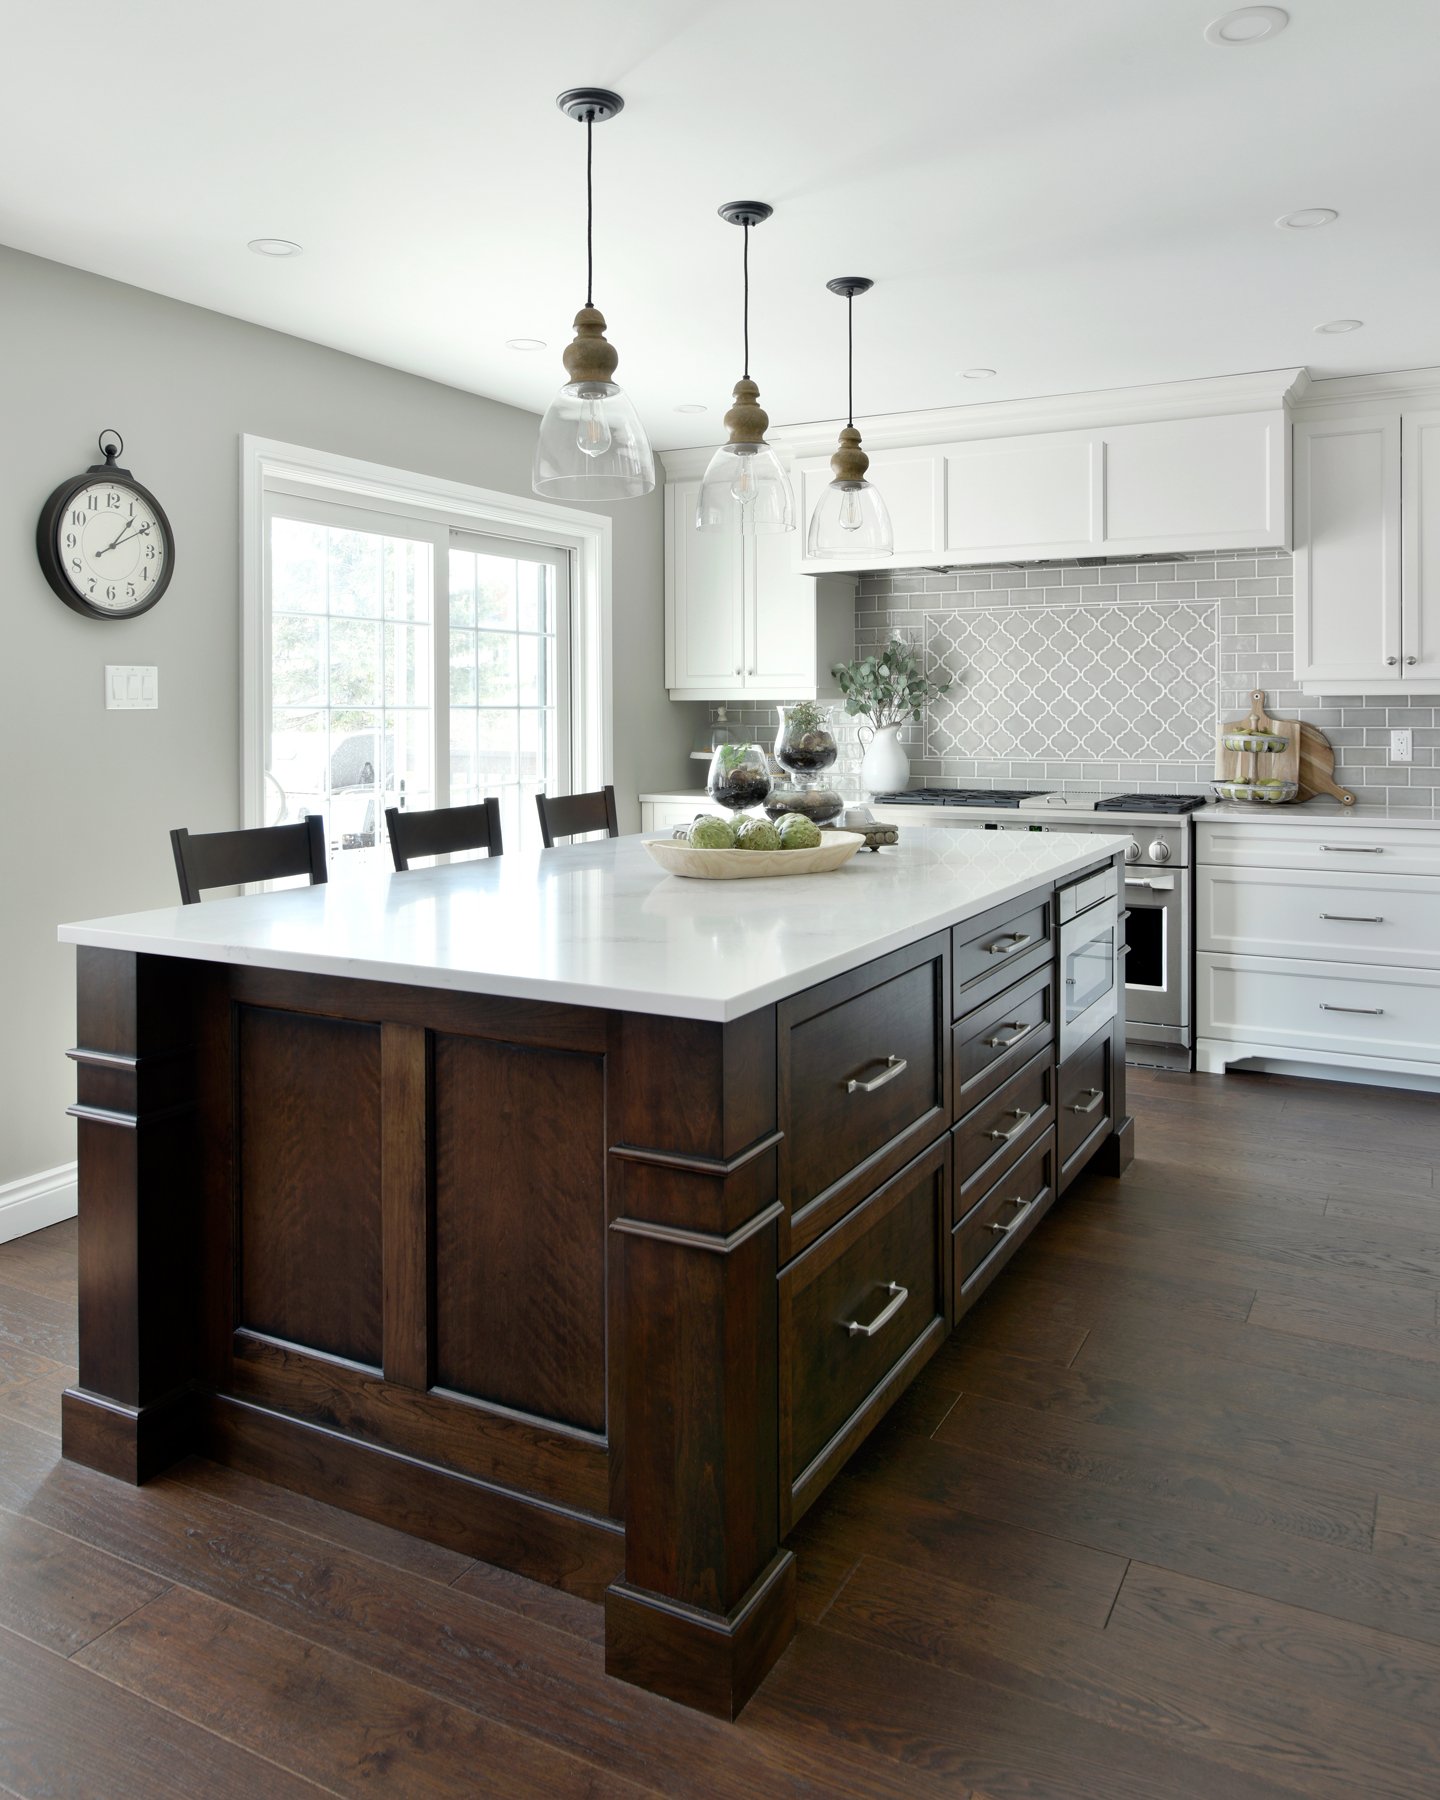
top-left (724, 376), bottom-right (770, 446)
top-left (562, 306), bottom-right (620, 386)
top-left (829, 423), bottom-right (870, 485)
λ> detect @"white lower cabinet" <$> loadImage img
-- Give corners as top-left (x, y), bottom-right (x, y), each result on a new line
top-left (1196, 818), bottom-right (1440, 1086)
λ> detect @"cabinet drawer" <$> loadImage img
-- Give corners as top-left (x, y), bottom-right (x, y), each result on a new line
top-left (954, 1129), bottom-right (1056, 1314)
top-left (954, 964), bottom-right (1054, 1115)
top-left (1198, 950), bottom-right (1440, 1066)
top-left (1057, 1021), bottom-right (1113, 1183)
top-left (1198, 864), bottom-right (1440, 971)
top-left (780, 1139), bottom-right (948, 1527)
top-left (952, 894), bottom-right (1053, 1014)
top-left (780, 940), bottom-right (946, 1245)
top-left (1197, 819), bottom-right (1440, 880)
top-left (954, 1045), bottom-right (1054, 1205)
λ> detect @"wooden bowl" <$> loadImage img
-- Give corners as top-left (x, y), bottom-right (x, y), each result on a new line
top-left (644, 830), bottom-right (865, 880)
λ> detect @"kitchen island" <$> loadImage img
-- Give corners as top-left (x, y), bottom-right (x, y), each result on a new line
top-left (58, 827), bottom-right (1133, 1716)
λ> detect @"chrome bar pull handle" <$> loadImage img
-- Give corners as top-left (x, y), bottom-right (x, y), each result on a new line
top-left (1320, 844), bottom-right (1384, 854)
top-left (1070, 1087), bottom-right (1104, 1115)
top-left (987, 1198), bottom-right (1036, 1237)
top-left (986, 1107), bottom-right (1035, 1143)
top-left (1320, 913), bottom-right (1384, 923)
top-left (845, 1281), bottom-right (908, 1338)
top-left (984, 932), bottom-right (1033, 957)
top-left (1320, 1003), bottom-right (1384, 1015)
top-left (984, 1021), bottom-right (1036, 1051)
top-left (846, 1054), bottom-right (908, 1095)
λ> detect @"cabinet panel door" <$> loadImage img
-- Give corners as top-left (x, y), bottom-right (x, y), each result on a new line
top-left (666, 479), bottom-right (744, 694)
top-left (1293, 414), bottom-right (1401, 686)
top-left (746, 529), bottom-right (816, 695)
top-left (1402, 409), bottom-right (1440, 683)
top-left (1102, 412), bottom-right (1286, 551)
top-left (942, 433), bottom-right (1101, 559)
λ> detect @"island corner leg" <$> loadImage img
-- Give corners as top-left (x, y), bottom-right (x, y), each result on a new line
top-left (604, 1212), bottom-right (795, 1718)
top-left (62, 946), bottom-right (203, 1483)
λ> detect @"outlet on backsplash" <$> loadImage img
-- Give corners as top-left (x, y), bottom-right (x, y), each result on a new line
top-left (1391, 729), bottom-right (1412, 763)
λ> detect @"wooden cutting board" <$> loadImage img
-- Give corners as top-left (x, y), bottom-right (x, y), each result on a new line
top-left (1216, 689), bottom-right (1356, 806)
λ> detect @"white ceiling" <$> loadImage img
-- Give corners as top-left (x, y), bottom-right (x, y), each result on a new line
top-left (3, 0), bottom-right (1438, 450)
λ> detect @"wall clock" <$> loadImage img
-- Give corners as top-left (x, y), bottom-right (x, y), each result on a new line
top-left (36, 430), bottom-right (175, 620)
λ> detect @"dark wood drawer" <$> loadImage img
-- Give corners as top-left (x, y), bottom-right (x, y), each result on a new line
top-left (952, 894), bottom-right (1053, 1016)
top-left (779, 937), bottom-right (946, 1253)
top-left (953, 1044), bottom-right (1055, 1206)
top-left (780, 1139), bottom-right (948, 1528)
top-left (953, 963), bottom-right (1054, 1117)
top-left (953, 1128), bottom-right (1056, 1319)
top-left (1057, 1019), bottom-right (1114, 1189)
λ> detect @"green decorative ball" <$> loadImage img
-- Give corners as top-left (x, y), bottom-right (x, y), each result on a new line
top-left (734, 818), bottom-right (782, 851)
top-left (687, 816), bottom-right (735, 849)
top-left (777, 814), bottom-right (822, 850)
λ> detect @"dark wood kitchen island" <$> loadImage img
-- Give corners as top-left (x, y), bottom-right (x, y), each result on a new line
top-left (58, 827), bottom-right (1133, 1717)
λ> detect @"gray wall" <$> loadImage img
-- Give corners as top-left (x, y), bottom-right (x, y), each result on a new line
top-left (0, 243), bottom-right (686, 1187)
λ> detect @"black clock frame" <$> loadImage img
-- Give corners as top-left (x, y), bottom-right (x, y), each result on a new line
top-left (36, 431), bottom-right (175, 621)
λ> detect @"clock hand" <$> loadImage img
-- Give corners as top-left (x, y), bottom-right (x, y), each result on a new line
top-left (94, 521), bottom-right (150, 558)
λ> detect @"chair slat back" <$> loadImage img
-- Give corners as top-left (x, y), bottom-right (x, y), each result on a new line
top-left (385, 799), bottom-right (503, 871)
top-left (170, 816), bottom-right (328, 905)
top-left (535, 786), bottom-right (620, 848)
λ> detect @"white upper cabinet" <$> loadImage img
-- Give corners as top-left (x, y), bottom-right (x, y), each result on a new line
top-left (942, 432), bottom-right (1100, 561)
top-left (664, 479), bottom-right (852, 701)
top-left (790, 407), bottom-right (1289, 574)
top-left (1293, 413), bottom-right (1404, 689)
top-left (1101, 412), bottom-right (1286, 552)
top-left (1401, 409), bottom-right (1440, 685)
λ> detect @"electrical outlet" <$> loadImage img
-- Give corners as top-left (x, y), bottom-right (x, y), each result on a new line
top-left (1391, 728), bottom-right (1412, 763)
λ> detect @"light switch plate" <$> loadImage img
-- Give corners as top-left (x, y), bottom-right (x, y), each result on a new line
top-left (106, 665), bottom-right (158, 709)
top-left (1391, 728), bottom-right (1412, 763)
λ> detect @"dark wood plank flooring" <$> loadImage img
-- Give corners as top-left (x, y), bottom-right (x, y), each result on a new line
top-left (2, 1066), bottom-right (1438, 1797)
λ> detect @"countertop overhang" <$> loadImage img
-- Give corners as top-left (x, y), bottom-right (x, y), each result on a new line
top-left (59, 828), bottom-right (1129, 1023)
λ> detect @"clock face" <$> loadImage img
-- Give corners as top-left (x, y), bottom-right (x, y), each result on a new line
top-left (55, 480), bottom-right (168, 614)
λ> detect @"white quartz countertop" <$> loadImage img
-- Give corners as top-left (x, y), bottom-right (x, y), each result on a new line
top-left (1200, 802), bottom-right (1440, 829)
top-left (58, 828), bottom-right (1127, 1024)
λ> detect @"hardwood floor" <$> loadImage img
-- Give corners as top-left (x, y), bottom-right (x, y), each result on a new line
top-left (2, 1066), bottom-right (1439, 1797)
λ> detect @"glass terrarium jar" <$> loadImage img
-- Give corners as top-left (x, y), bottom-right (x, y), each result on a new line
top-left (774, 702), bottom-right (838, 779)
top-left (706, 743), bottom-right (774, 814)
top-left (765, 782), bottom-right (845, 827)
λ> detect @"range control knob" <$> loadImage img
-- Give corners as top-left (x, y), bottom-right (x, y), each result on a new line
top-left (1124, 839), bottom-right (1141, 864)
top-left (1148, 838), bottom-right (1172, 864)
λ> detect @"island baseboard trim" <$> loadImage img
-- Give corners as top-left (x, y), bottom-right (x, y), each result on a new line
top-left (604, 1549), bottom-right (796, 1718)
top-left (62, 1384), bottom-right (201, 1484)
top-left (609, 1200), bottom-right (784, 1256)
top-left (609, 1128), bottom-right (784, 1179)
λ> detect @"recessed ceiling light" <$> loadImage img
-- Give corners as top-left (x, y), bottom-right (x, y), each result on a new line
top-left (1315, 319), bottom-right (1364, 334)
top-left (505, 337), bottom-right (547, 351)
top-left (247, 238), bottom-right (303, 257)
top-left (1276, 208), bottom-right (1338, 230)
top-left (961, 367), bottom-right (997, 380)
top-left (673, 403), bottom-right (708, 413)
top-left (1204, 6), bottom-right (1289, 46)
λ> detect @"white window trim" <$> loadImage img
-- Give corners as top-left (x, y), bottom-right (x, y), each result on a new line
top-left (239, 434), bottom-right (613, 834)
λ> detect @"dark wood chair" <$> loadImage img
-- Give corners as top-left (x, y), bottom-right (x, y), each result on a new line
top-left (385, 799), bottom-right (503, 871)
top-left (534, 785), bottom-right (620, 848)
top-left (170, 816), bottom-right (328, 905)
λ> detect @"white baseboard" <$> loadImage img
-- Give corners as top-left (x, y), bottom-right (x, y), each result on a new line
top-left (0, 1163), bottom-right (78, 1246)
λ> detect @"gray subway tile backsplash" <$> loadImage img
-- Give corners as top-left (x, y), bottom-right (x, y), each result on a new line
top-left (795, 548), bottom-right (1438, 808)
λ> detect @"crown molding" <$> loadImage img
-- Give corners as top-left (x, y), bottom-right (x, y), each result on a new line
top-left (1290, 364), bottom-right (1440, 416)
top-left (659, 367), bottom-right (1308, 479)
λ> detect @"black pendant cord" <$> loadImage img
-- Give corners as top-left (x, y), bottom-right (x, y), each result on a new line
top-left (846, 291), bottom-right (855, 429)
top-left (742, 222), bottom-right (751, 380)
top-left (585, 114), bottom-right (595, 307)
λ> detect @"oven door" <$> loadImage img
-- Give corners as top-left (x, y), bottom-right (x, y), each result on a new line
top-left (1058, 894), bottom-right (1120, 1062)
top-left (1121, 871), bottom-right (1189, 1045)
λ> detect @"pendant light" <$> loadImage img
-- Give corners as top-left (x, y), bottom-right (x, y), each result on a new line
top-left (696, 202), bottom-right (795, 534)
top-left (532, 89), bottom-right (655, 501)
top-left (805, 277), bottom-right (894, 557)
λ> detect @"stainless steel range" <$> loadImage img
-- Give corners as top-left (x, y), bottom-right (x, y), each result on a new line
top-left (867, 788), bottom-right (1205, 1070)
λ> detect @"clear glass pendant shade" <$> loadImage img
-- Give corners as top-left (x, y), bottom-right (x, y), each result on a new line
top-left (532, 381), bottom-right (656, 499)
top-left (805, 477), bottom-right (894, 557)
top-left (695, 442), bottom-right (795, 534)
